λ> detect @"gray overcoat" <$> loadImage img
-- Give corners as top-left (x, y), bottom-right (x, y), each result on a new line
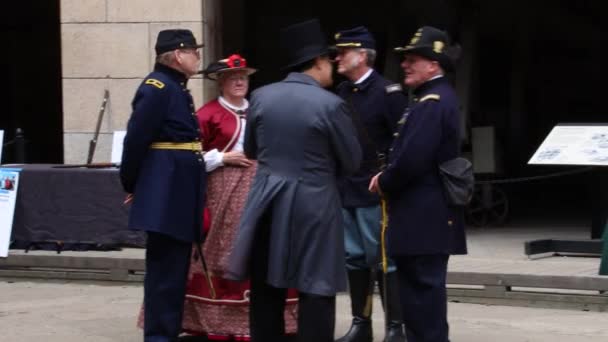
top-left (225, 72), bottom-right (362, 296)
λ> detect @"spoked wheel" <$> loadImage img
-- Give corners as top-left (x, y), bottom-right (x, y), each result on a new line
top-left (466, 183), bottom-right (509, 226)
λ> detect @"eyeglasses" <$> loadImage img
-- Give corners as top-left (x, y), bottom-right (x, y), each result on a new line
top-left (179, 48), bottom-right (200, 58)
top-left (336, 48), bottom-right (364, 56)
top-left (225, 74), bottom-right (249, 82)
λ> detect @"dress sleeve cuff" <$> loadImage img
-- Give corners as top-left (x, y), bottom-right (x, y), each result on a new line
top-left (204, 149), bottom-right (224, 172)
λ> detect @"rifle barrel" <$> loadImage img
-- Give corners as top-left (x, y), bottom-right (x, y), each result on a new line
top-left (87, 90), bottom-right (110, 164)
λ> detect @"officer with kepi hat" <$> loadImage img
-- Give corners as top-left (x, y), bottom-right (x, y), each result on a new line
top-left (120, 28), bottom-right (207, 342)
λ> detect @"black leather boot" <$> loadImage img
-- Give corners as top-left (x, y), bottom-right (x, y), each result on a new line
top-left (335, 269), bottom-right (374, 342)
top-left (378, 271), bottom-right (407, 342)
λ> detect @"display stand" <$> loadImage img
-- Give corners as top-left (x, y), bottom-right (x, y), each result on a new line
top-left (526, 124), bottom-right (607, 260)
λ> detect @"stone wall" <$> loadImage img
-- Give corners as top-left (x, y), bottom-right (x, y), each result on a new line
top-left (60, 0), bottom-right (210, 163)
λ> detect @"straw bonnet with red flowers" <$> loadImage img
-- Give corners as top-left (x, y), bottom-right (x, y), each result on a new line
top-left (201, 54), bottom-right (257, 80)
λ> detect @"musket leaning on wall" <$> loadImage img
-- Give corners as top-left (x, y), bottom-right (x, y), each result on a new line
top-left (87, 89), bottom-right (110, 164)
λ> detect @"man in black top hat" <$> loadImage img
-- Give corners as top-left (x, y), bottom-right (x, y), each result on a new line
top-left (333, 26), bottom-right (407, 342)
top-left (226, 19), bottom-right (362, 342)
top-left (369, 26), bottom-right (467, 342)
top-left (120, 28), bottom-right (206, 342)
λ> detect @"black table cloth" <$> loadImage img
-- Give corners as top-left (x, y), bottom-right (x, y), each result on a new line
top-left (9, 164), bottom-right (144, 250)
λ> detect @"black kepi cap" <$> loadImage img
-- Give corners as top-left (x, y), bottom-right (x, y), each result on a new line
top-left (155, 29), bottom-right (204, 55)
top-left (334, 26), bottom-right (375, 50)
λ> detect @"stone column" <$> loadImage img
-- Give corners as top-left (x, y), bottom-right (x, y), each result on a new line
top-left (60, 0), bottom-right (207, 163)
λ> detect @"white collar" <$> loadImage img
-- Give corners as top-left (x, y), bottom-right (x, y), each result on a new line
top-left (428, 74), bottom-right (444, 82)
top-left (219, 96), bottom-right (249, 112)
top-left (354, 68), bottom-right (374, 85)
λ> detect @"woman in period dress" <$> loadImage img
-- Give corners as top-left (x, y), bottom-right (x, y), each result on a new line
top-left (180, 54), bottom-right (298, 340)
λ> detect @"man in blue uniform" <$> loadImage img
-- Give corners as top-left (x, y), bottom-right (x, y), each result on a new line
top-left (333, 26), bottom-right (407, 342)
top-left (369, 26), bottom-right (467, 342)
top-left (120, 29), bottom-right (206, 342)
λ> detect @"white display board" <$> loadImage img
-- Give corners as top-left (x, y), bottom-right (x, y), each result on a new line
top-left (0, 168), bottom-right (20, 257)
top-left (0, 130), bottom-right (4, 163)
top-left (111, 130), bottom-right (127, 164)
top-left (529, 125), bottom-right (608, 165)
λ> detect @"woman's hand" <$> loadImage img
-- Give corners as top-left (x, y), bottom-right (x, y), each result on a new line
top-left (222, 151), bottom-right (254, 167)
top-left (368, 172), bottom-right (383, 196)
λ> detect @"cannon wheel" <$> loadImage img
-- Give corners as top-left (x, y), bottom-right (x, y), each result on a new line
top-left (466, 183), bottom-right (509, 226)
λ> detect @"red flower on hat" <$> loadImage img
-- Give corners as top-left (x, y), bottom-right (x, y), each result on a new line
top-left (226, 54), bottom-right (247, 68)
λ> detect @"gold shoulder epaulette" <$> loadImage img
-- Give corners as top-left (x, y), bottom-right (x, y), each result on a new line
top-left (419, 94), bottom-right (440, 102)
top-left (145, 78), bottom-right (165, 89)
top-left (385, 83), bottom-right (402, 94)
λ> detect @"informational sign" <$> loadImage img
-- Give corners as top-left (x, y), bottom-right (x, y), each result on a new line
top-left (0, 130), bottom-right (4, 163)
top-left (529, 125), bottom-right (608, 165)
top-left (0, 168), bottom-right (20, 257)
top-left (111, 130), bottom-right (127, 164)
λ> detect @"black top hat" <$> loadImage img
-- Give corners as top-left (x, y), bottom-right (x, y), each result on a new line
top-left (155, 29), bottom-right (204, 55)
top-left (334, 26), bottom-right (376, 50)
top-left (394, 26), bottom-right (459, 71)
top-left (280, 19), bottom-right (329, 70)
top-left (202, 54), bottom-right (257, 80)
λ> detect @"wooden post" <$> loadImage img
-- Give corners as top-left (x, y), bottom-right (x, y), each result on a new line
top-left (600, 228), bottom-right (608, 275)
top-left (455, 7), bottom-right (478, 145)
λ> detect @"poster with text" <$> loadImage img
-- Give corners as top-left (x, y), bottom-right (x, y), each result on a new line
top-left (0, 168), bottom-right (20, 257)
top-left (111, 130), bottom-right (126, 164)
top-left (529, 125), bottom-right (608, 166)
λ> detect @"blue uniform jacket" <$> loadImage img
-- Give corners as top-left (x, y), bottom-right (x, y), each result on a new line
top-left (120, 63), bottom-right (206, 243)
top-left (379, 77), bottom-right (467, 255)
top-left (336, 70), bottom-right (408, 208)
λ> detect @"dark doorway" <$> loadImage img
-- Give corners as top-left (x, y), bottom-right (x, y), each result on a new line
top-left (471, 0), bottom-right (608, 229)
top-left (219, 0), bottom-right (607, 231)
top-left (1, 1), bottom-right (63, 163)
top-left (222, 0), bottom-right (463, 90)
